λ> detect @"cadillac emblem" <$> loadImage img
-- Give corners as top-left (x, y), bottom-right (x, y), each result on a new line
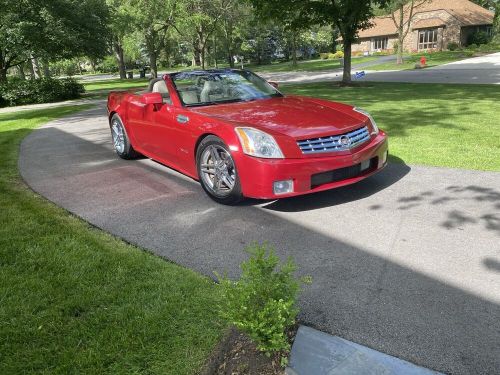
top-left (339, 135), bottom-right (351, 147)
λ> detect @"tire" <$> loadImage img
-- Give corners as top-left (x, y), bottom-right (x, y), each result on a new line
top-left (110, 114), bottom-right (141, 160)
top-left (196, 135), bottom-right (244, 205)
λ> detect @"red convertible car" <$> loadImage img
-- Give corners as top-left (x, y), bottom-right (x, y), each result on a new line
top-left (107, 70), bottom-right (388, 204)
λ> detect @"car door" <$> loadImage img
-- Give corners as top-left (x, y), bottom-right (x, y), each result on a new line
top-left (144, 103), bottom-right (180, 165)
top-left (134, 80), bottom-right (179, 164)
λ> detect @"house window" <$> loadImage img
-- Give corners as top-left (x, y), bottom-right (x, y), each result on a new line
top-left (418, 28), bottom-right (438, 50)
top-left (372, 37), bottom-right (388, 50)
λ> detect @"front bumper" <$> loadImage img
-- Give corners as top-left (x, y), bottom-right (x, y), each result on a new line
top-left (236, 133), bottom-right (388, 199)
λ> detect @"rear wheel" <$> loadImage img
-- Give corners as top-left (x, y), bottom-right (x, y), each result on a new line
top-left (110, 114), bottom-right (141, 159)
top-left (196, 136), bottom-right (243, 205)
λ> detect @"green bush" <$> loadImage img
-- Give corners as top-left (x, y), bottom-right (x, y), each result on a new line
top-left (99, 55), bottom-right (119, 74)
top-left (467, 31), bottom-right (491, 46)
top-left (447, 42), bottom-right (460, 51)
top-left (0, 78), bottom-right (84, 107)
top-left (51, 59), bottom-right (78, 77)
top-left (319, 52), bottom-right (330, 60)
top-left (217, 244), bottom-right (309, 356)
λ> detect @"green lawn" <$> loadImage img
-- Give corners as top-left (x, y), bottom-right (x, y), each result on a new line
top-left (367, 51), bottom-right (474, 71)
top-left (243, 56), bottom-right (377, 73)
top-left (0, 107), bottom-right (222, 374)
top-left (83, 78), bottom-right (149, 92)
top-left (165, 56), bottom-right (377, 74)
top-left (283, 82), bottom-right (500, 171)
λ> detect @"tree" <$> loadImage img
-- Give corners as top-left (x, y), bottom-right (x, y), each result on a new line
top-left (384, 0), bottom-right (429, 64)
top-left (220, 2), bottom-right (251, 67)
top-left (0, 0), bottom-right (109, 82)
top-left (249, 0), bottom-right (387, 84)
top-left (472, 0), bottom-right (500, 37)
top-left (123, 0), bottom-right (177, 78)
top-left (175, 0), bottom-right (236, 69)
top-left (107, 0), bottom-right (133, 79)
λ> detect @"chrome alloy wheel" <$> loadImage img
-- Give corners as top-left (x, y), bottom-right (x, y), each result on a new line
top-left (111, 120), bottom-right (125, 154)
top-left (199, 145), bottom-right (236, 194)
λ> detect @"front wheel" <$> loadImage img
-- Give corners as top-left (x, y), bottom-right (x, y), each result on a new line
top-left (196, 136), bottom-right (244, 205)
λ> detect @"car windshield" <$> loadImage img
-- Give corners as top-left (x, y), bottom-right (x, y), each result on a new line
top-left (171, 70), bottom-right (282, 107)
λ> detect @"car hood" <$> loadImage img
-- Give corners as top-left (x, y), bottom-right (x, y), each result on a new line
top-left (190, 95), bottom-right (367, 139)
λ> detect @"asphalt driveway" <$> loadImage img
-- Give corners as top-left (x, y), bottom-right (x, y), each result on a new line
top-left (19, 103), bottom-right (500, 374)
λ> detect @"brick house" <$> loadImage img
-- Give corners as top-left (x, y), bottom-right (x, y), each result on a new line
top-left (351, 0), bottom-right (495, 53)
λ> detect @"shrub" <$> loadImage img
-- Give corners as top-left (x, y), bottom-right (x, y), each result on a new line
top-left (467, 31), bottom-right (491, 46)
top-left (217, 243), bottom-right (310, 356)
top-left (319, 52), bottom-right (330, 60)
top-left (51, 59), bottom-right (78, 77)
top-left (99, 55), bottom-right (120, 74)
top-left (447, 42), bottom-right (460, 51)
top-left (333, 51), bottom-right (344, 59)
top-left (0, 78), bottom-right (84, 107)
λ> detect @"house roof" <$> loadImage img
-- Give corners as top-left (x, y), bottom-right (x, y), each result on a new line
top-left (412, 17), bottom-right (446, 29)
top-left (357, 0), bottom-right (494, 39)
top-left (358, 17), bottom-right (398, 38)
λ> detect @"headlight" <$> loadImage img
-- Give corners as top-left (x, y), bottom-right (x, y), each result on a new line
top-left (354, 107), bottom-right (379, 136)
top-left (235, 127), bottom-right (284, 158)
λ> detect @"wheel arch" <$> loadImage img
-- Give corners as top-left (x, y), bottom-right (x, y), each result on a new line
top-left (108, 111), bottom-right (117, 126)
top-left (194, 133), bottom-right (219, 163)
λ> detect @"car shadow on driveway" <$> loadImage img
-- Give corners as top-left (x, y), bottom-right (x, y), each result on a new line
top-left (17, 105), bottom-right (500, 375)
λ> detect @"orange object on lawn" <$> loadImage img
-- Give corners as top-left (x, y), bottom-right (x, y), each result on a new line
top-left (420, 56), bottom-right (427, 66)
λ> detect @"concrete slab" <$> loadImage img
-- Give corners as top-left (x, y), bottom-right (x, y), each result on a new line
top-left (288, 326), bottom-right (442, 375)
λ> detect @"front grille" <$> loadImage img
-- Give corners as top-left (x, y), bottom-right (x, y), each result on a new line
top-left (311, 157), bottom-right (378, 188)
top-left (297, 126), bottom-right (370, 154)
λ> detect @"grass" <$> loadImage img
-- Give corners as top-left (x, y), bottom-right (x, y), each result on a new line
top-left (0, 106), bottom-right (223, 374)
top-left (243, 56), bottom-right (377, 73)
top-left (83, 78), bottom-right (149, 92)
top-left (282, 82), bottom-right (500, 171)
top-left (367, 50), bottom-right (474, 71)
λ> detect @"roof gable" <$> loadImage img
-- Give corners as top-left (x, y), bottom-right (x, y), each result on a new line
top-left (357, 0), bottom-right (494, 39)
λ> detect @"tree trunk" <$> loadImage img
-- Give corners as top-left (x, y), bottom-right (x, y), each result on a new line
top-left (0, 67), bottom-right (7, 82)
top-left (200, 48), bottom-right (206, 70)
top-left (224, 25), bottom-right (234, 68)
top-left (397, 34), bottom-right (404, 64)
top-left (198, 33), bottom-right (206, 69)
top-left (17, 64), bottom-right (26, 80)
top-left (291, 31), bottom-right (298, 68)
top-left (213, 35), bottom-right (218, 68)
top-left (42, 59), bottom-right (51, 78)
top-left (31, 55), bottom-right (42, 79)
top-left (150, 52), bottom-right (158, 78)
top-left (396, 7), bottom-right (404, 65)
top-left (113, 40), bottom-right (127, 79)
top-left (342, 39), bottom-right (352, 84)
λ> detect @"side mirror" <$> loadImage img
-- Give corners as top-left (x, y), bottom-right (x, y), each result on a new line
top-left (142, 92), bottom-right (163, 105)
top-left (268, 81), bottom-right (279, 89)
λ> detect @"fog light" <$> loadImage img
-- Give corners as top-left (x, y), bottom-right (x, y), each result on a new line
top-left (273, 180), bottom-right (293, 195)
top-left (382, 150), bottom-right (388, 164)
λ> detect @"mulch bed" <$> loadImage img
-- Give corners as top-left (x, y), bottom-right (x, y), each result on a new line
top-left (200, 326), bottom-right (298, 375)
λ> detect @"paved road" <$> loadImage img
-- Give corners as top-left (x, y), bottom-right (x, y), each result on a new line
top-left (262, 52), bottom-right (500, 85)
top-left (19, 104), bottom-right (500, 374)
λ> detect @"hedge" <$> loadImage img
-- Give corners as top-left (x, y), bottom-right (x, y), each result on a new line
top-left (0, 78), bottom-right (85, 107)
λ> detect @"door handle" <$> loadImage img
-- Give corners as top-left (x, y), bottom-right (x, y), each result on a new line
top-left (176, 115), bottom-right (189, 124)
